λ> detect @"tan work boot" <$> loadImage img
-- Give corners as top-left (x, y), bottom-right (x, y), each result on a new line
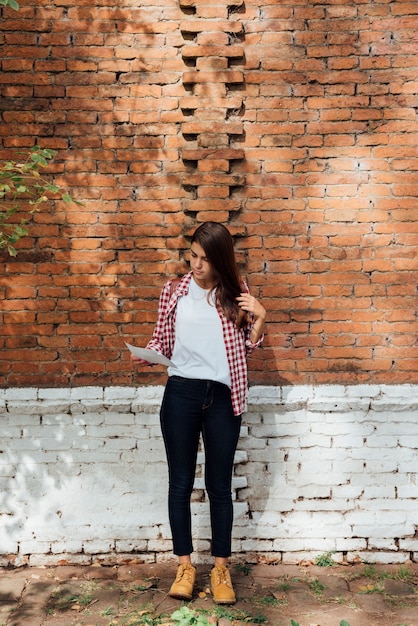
top-left (169, 563), bottom-right (196, 600)
top-left (210, 565), bottom-right (236, 604)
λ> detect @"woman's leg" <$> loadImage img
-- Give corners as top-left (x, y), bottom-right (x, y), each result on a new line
top-left (161, 378), bottom-right (207, 600)
top-left (160, 377), bottom-right (204, 557)
top-left (201, 382), bottom-right (241, 558)
top-left (202, 382), bottom-right (241, 604)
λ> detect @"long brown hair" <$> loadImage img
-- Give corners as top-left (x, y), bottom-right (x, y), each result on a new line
top-left (191, 222), bottom-right (248, 328)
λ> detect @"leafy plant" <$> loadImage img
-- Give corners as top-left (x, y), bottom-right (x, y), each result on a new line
top-left (362, 564), bottom-right (377, 578)
top-left (315, 551), bottom-right (336, 567)
top-left (308, 577), bottom-right (326, 596)
top-left (256, 594), bottom-right (285, 607)
top-left (234, 562), bottom-right (252, 576)
top-left (397, 566), bottom-right (413, 582)
top-left (171, 606), bottom-right (211, 626)
top-left (212, 604), bottom-right (266, 623)
top-left (0, 146), bottom-right (80, 256)
top-left (0, 0), bottom-right (19, 10)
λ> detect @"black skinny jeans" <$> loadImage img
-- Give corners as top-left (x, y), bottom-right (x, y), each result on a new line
top-left (160, 376), bottom-right (242, 558)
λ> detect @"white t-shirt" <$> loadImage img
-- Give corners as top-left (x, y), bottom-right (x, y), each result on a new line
top-left (167, 277), bottom-right (231, 388)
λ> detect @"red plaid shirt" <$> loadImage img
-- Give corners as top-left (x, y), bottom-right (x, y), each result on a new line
top-left (146, 272), bottom-right (263, 416)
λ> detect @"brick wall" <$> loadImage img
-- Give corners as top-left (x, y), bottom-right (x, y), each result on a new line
top-left (1, 0), bottom-right (417, 565)
top-left (0, 0), bottom-right (417, 388)
top-left (1, 385), bottom-right (418, 567)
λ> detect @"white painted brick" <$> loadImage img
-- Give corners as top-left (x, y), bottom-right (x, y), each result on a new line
top-left (397, 485), bottom-right (418, 498)
top-left (5, 388), bottom-right (38, 400)
top-left (372, 399), bottom-right (418, 411)
top-left (369, 538), bottom-right (399, 550)
top-left (299, 434), bottom-right (332, 447)
top-left (348, 551), bottom-right (409, 564)
top-left (39, 401), bottom-right (73, 414)
top-left (399, 538), bottom-right (418, 550)
top-left (380, 384), bottom-right (416, 396)
top-left (102, 412), bottom-right (136, 425)
top-left (307, 399), bottom-right (371, 413)
top-left (241, 539), bottom-right (275, 552)
top-left (7, 438), bottom-right (42, 451)
top-left (70, 386), bottom-right (104, 400)
top-left (282, 385), bottom-right (314, 403)
top-left (30, 553), bottom-right (93, 566)
top-left (280, 551), bottom-right (326, 564)
top-left (114, 540), bottom-right (149, 552)
top-left (38, 388), bottom-right (72, 400)
top-left (248, 385), bottom-right (283, 404)
top-left (2, 384), bottom-right (418, 565)
top-left (6, 402), bottom-right (42, 415)
top-left (315, 385), bottom-right (349, 398)
top-left (134, 412), bottom-right (159, 425)
top-left (260, 410), bottom-right (306, 424)
top-left (334, 538), bottom-right (367, 551)
top-left (49, 540), bottom-right (84, 553)
top-left (70, 401), bottom-right (107, 414)
top-left (2, 425), bottom-right (21, 438)
top-left (343, 385), bottom-right (381, 398)
top-left (312, 422), bottom-right (374, 436)
top-left (104, 386), bottom-right (138, 401)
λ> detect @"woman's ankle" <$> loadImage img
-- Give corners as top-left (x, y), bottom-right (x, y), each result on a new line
top-left (178, 555), bottom-right (192, 566)
top-left (214, 557), bottom-right (228, 568)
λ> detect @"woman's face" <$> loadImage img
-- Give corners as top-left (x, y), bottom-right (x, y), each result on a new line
top-left (190, 242), bottom-right (216, 289)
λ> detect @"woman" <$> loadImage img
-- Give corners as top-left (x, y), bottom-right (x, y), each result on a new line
top-left (133, 222), bottom-right (266, 604)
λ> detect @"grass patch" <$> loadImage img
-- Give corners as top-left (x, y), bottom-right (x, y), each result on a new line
top-left (234, 562), bottom-right (253, 576)
top-left (46, 581), bottom-right (96, 614)
top-left (315, 551), bottom-right (336, 567)
top-left (308, 577), bottom-right (326, 597)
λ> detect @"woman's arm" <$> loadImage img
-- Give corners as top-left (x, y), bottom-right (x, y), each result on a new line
top-left (236, 292), bottom-right (266, 344)
top-left (131, 281), bottom-right (173, 365)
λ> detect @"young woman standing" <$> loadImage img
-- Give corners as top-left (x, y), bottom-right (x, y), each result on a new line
top-left (132, 222), bottom-right (266, 604)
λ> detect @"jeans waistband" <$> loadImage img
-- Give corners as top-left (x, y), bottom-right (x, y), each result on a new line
top-left (169, 375), bottom-right (230, 392)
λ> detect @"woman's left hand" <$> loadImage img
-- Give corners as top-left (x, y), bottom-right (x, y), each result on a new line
top-left (236, 292), bottom-right (266, 343)
top-left (236, 293), bottom-right (266, 321)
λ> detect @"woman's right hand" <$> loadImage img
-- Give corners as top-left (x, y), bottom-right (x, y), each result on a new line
top-left (130, 355), bottom-right (153, 366)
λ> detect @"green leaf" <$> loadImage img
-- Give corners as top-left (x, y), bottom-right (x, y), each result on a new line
top-left (45, 184), bottom-right (60, 194)
top-left (340, 621), bottom-right (351, 626)
top-left (14, 225), bottom-right (28, 237)
top-left (0, 0), bottom-right (19, 8)
top-left (290, 621), bottom-right (300, 626)
top-left (30, 153), bottom-right (49, 167)
top-left (62, 193), bottom-right (73, 203)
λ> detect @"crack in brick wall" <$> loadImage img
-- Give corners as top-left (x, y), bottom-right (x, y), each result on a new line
top-left (179, 0), bottom-right (246, 221)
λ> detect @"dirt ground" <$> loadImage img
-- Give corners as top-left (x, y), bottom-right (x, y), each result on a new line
top-left (1, 561), bottom-right (418, 626)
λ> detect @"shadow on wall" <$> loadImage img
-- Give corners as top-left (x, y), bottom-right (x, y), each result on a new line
top-left (238, 385), bottom-right (418, 563)
top-left (0, 387), bottom-right (169, 565)
top-left (0, 0), bottom-right (185, 390)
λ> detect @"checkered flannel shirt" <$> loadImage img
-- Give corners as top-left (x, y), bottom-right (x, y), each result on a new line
top-left (146, 271), bottom-right (264, 416)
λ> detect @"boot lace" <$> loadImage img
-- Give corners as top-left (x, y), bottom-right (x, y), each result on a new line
top-left (213, 565), bottom-right (232, 588)
top-left (176, 564), bottom-right (194, 583)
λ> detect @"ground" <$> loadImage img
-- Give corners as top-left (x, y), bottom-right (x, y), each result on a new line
top-left (1, 561), bottom-right (418, 626)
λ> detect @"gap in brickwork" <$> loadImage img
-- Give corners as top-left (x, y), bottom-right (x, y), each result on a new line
top-left (179, 0), bottom-right (246, 224)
